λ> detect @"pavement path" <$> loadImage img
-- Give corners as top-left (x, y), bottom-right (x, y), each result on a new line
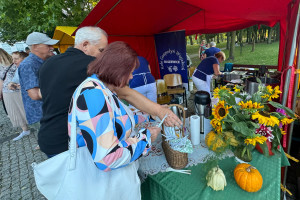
top-left (0, 103), bottom-right (46, 199)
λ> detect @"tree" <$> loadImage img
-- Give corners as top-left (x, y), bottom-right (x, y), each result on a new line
top-left (220, 33), bottom-right (224, 42)
top-left (217, 33), bottom-right (220, 43)
top-left (275, 23), bottom-right (280, 41)
top-left (251, 27), bottom-right (256, 52)
top-left (237, 30), bottom-right (244, 55)
top-left (0, 0), bottom-right (97, 44)
top-left (226, 32), bottom-right (230, 50)
top-left (188, 35), bottom-right (194, 45)
top-left (246, 27), bottom-right (251, 43)
top-left (267, 27), bottom-right (272, 44)
top-left (229, 31), bottom-right (236, 60)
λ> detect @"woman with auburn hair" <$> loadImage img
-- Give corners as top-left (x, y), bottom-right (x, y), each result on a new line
top-left (0, 50), bottom-right (30, 141)
top-left (67, 41), bottom-right (161, 199)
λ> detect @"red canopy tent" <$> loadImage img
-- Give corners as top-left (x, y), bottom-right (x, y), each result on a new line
top-left (76, 0), bottom-right (300, 187)
top-left (76, 0), bottom-right (300, 77)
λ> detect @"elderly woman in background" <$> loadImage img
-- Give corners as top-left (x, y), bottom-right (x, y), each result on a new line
top-left (0, 49), bottom-right (30, 141)
top-left (9, 51), bottom-right (29, 88)
top-left (192, 51), bottom-right (225, 96)
top-left (129, 56), bottom-right (157, 103)
top-left (68, 41), bottom-right (161, 199)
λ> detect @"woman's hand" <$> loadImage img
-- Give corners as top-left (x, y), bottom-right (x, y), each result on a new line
top-left (8, 83), bottom-right (18, 90)
top-left (157, 105), bottom-right (182, 127)
top-left (147, 126), bottom-right (161, 142)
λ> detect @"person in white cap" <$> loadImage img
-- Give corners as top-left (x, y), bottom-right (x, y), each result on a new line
top-left (17, 32), bottom-right (58, 141)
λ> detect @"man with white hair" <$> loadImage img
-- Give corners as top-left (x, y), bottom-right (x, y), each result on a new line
top-left (38, 26), bottom-right (181, 157)
top-left (203, 41), bottom-right (220, 58)
top-left (17, 32), bottom-right (58, 140)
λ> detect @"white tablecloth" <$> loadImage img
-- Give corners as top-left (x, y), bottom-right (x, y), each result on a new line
top-left (138, 121), bottom-right (234, 181)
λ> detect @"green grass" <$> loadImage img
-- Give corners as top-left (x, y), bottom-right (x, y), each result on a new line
top-left (187, 41), bottom-right (279, 69)
top-left (186, 44), bottom-right (199, 55)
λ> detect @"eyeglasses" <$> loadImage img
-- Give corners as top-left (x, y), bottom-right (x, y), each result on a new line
top-left (99, 48), bottom-right (105, 53)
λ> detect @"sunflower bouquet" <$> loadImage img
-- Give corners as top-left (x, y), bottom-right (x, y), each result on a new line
top-left (207, 83), bottom-right (295, 161)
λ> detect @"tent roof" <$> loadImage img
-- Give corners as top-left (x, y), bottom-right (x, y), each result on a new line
top-left (53, 26), bottom-right (76, 45)
top-left (77, 0), bottom-right (293, 36)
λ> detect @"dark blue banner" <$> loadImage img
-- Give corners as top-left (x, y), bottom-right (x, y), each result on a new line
top-left (154, 30), bottom-right (188, 83)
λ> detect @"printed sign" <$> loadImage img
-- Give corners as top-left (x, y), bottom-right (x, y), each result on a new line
top-left (154, 30), bottom-right (188, 83)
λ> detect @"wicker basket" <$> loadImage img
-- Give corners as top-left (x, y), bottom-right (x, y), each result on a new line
top-left (162, 104), bottom-right (188, 169)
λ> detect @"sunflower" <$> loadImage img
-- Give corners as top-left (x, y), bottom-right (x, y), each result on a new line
top-left (261, 94), bottom-right (270, 99)
top-left (213, 86), bottom-right (231, 98)
top-left (281, 117), bottom-right (294, 125)
top-left (212, 100), bottom-right (231, 120)
top-left (252, 111), bottom-right (280, 127)
top-left (268, 86), bottom-right (282, 100)
top-left (244, 135), bottom-right (267, 146)
top-left (262, 86), bottom-right (282, 101)
top-left (211, 119), bottom-right (222, 133)
top-left (266, 85), bottom-right (273, 93)
top-left (233, 85), bottom-right (240, 92)
top-left (238, 100), bottom-right (264, 109)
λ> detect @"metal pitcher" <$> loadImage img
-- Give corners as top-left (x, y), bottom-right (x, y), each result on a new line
top-left (170, 105), bottom-right (181, 119)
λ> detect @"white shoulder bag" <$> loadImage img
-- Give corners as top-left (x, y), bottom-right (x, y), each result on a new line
top-left (32, 77), bottom-right (141, 200)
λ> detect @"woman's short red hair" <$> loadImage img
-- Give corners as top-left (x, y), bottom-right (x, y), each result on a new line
top-left (87, 41), bottom-right (139, 87)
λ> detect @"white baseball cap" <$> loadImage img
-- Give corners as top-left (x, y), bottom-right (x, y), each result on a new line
top-left (26, 32), bottom-right (59, 45)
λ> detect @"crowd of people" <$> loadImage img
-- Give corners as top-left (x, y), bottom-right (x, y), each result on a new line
top-left (0, 26), bottom-right (183, 198)
top-left (0, 49), bottom-right (30, 140)
top-left (0, 26), bottom-right (227, 198)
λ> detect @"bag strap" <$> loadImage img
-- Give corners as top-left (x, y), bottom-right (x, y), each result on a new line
top-left (69, 77), bottom-right (95, 170)
top-left (2, 63), bottom-right (14, 81)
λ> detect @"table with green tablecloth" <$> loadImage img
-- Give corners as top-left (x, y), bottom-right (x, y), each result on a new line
top-left (141, 150), bottom-right (289, 200)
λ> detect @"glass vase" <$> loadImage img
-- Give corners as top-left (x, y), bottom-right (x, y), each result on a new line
top-left (234, 145), bottom-right (253, 162)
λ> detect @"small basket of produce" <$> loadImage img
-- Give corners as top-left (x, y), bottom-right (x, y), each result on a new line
top-left (161, 104), bottom-right (192, 169)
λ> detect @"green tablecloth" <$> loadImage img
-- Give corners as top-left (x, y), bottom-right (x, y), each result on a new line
top-left (141, 150), bottom-right (289, 200)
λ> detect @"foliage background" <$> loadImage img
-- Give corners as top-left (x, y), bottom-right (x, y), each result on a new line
top-left (0, 0), bottom-right (97, 44)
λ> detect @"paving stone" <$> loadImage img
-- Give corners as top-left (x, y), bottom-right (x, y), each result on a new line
top-left (0, 193), bottom-right (10, 199)
top-left (0, 104), bottom-right (46, 199)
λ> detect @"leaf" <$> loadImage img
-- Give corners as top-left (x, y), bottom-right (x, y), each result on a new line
top-left (256, 77), bottom-right (262, 84)
top-left (232, 122), bottom-right (255, 136)
top-left (268, 101), bottom-right (295, 118)
top-left (271, 112), bottom-right (284, 119)
top-left (234, 113), bottom-right (246, 122)
top-left (222, 119), bottom-right (235, 123)
top-left (227, 94), bottom-right (236, 106)
top-left (247, 121), bottom-right (260, 129)
top-left (251, 93), bottom-right (262, 103)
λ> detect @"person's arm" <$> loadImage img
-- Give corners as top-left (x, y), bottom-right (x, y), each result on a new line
top-left (27, 88), bottom-right (42, 100)
top-left (114, 86), bottom-right (182, 127)
top-left (213, 64), bottom-right (222, 76)
top-left (19, 64), bottom-right (42, 100)
top-left (148, 64), bottom-right (151, 73)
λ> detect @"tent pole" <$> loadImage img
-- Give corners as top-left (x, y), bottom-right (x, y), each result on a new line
top-left (282, 6), bottom-right (300, 107)
top-left (283, 3), bottom-right (300, 189)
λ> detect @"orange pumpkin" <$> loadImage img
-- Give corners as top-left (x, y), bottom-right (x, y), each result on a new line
top-left (234, 163), bottom-right (263, 192)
